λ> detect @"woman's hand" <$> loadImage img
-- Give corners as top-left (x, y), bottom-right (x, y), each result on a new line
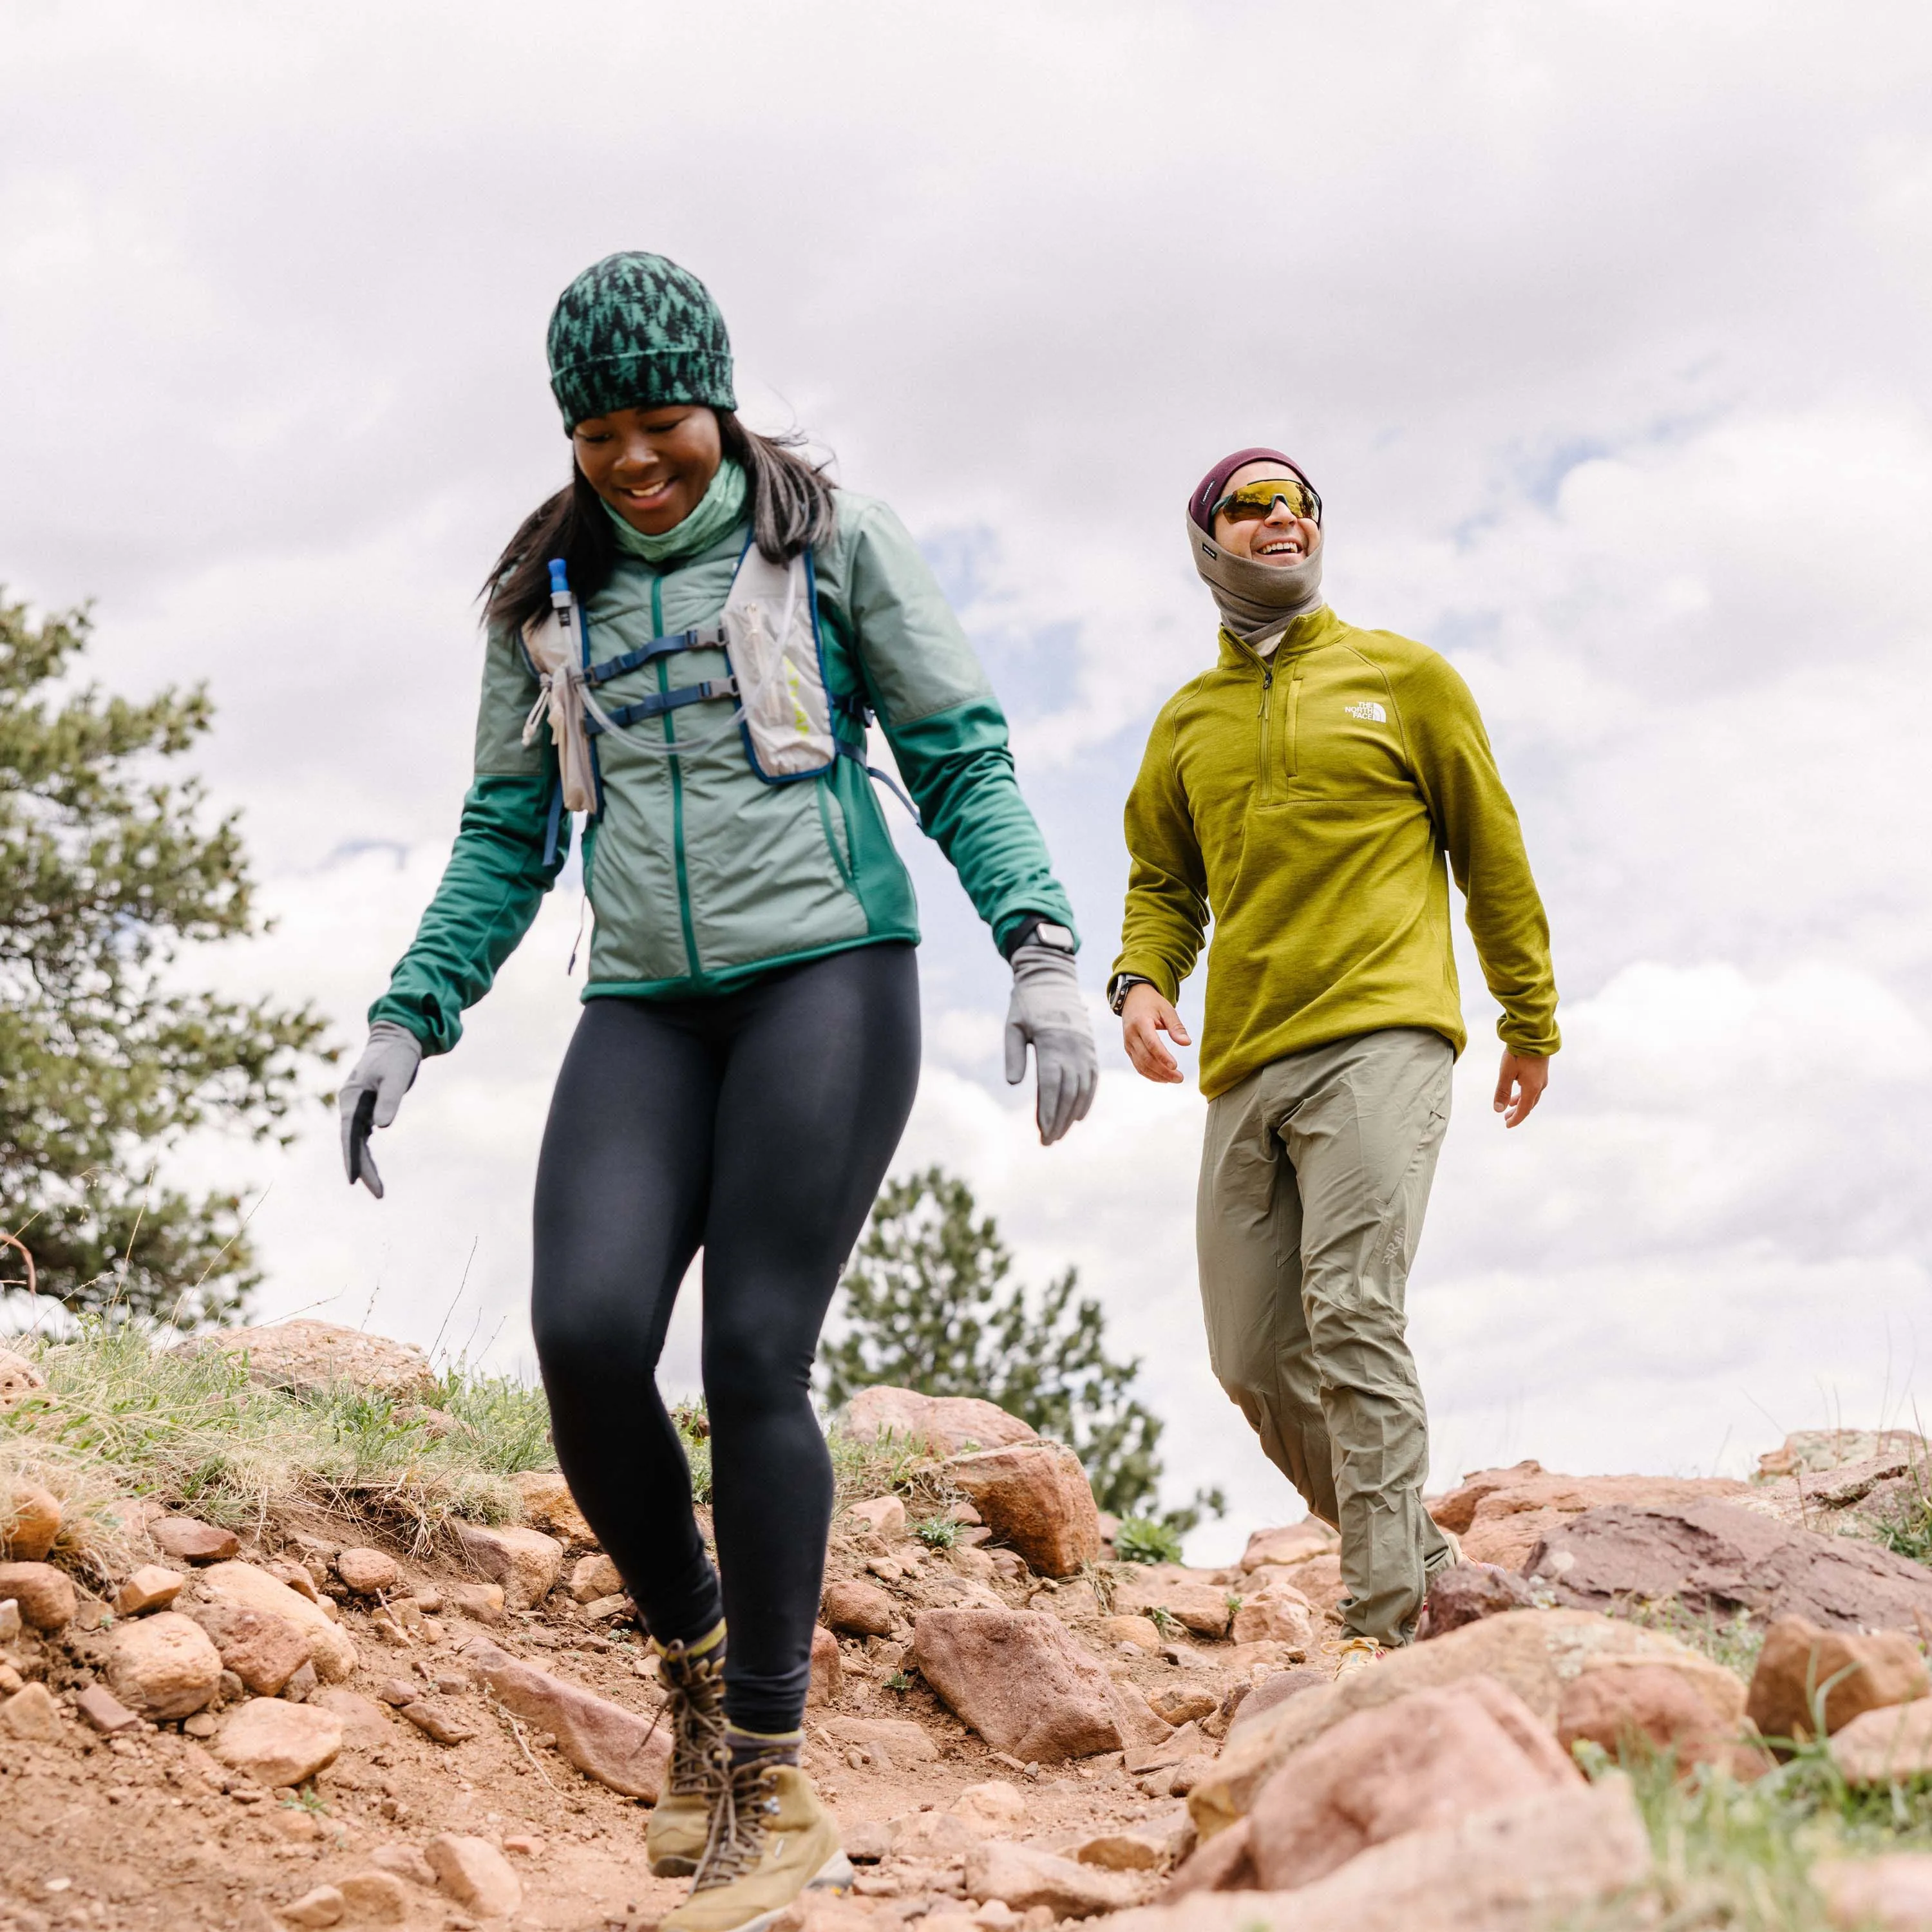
top-left (338, 1023), bottom-right (424, 1197)
top-left (1004, 942), bottom-right (1099, 1146)
top-left (1122, 982), bottom-right (1191, 1084)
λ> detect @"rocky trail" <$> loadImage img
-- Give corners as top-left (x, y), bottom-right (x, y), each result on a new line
top-left (5, 1328), bottom-right (1932, 1932)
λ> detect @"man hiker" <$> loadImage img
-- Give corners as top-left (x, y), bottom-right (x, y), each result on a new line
top-left (1110, 448), bottom-right (1559, 1674)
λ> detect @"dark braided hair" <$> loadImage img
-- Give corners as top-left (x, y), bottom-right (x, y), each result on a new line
top-left (482, 412), bottom-right (836, 636)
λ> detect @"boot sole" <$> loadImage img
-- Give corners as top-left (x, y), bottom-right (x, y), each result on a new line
top-left (706, 1851), bottom-right (856, 1932)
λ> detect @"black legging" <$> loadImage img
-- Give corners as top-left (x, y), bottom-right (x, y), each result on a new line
top-left (530, 942), bottom-right (920, 1735)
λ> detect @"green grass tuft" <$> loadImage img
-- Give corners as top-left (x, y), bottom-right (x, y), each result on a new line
top-left (1113, 1515), bottom-right (1184, 1565)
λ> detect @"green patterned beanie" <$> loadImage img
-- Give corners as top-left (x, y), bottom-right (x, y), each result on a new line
top-left (546, 252), bottom-right (737, 428)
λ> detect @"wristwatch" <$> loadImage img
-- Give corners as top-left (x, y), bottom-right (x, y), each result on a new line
top-left (1108, 974), bottom-right (1154, 1016)
top-left (1007, 916), bottom-right (1077, 958)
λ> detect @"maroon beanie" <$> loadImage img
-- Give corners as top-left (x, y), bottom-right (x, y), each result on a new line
top-left (1188, 448), bottom-right (1318, 533)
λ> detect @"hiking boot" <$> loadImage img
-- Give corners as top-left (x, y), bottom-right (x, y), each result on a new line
top-left (647, 1625), bottom-right (730, 1878)
top-left (1334, 1635), bottom-right (1387, 1680)
top-left (661, 1756), bottom-right (851, 1932)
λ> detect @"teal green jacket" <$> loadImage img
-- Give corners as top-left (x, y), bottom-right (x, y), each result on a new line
top-left (371, 491), bottom-right (1076, 1053)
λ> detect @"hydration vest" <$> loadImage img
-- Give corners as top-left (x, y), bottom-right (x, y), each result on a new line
top-left (520, 544), bottom-right (912, 860)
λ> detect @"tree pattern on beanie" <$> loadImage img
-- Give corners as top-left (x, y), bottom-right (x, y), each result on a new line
top-left (547, 251), bottom-right (737, 427)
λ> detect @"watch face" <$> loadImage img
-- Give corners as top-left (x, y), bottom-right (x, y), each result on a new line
top-left (1035, 922), bottom-right (1076, 953)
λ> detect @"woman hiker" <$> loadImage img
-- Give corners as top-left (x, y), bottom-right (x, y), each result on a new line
top-left (1112, 449), bottom-right (1559, 1676)
top-left (338, 252), bottom-right (1096, 1930)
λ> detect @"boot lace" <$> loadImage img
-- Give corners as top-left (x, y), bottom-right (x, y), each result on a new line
top-left (656, 1637), bottom-right (730, 1801)
top-left (690, 1754), bottom-right (782, 1893)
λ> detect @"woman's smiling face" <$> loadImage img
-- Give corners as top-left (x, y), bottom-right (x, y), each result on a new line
top-left (571, 404), bottom-right (723, 534)
top-left (1211, 458), bottom-right (1321, 567)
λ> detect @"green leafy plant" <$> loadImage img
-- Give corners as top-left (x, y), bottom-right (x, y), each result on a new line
top-left (1146, 1605), bottom-right (1182, 1640)
top-left (914, 1517), bottom-right (960, 1550)
top-left (883, 1669), bottom-right (911, 1692)
top-left (0, 592), bottom-right (330, 1325)
top-left (1113, 1515), bottom-right (1184, 1565)
top-left (824, 1168), bottom-right (1224, 1533)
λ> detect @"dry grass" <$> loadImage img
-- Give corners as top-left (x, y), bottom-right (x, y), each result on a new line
top-left (1, 1319), bottom-right (556, 1560)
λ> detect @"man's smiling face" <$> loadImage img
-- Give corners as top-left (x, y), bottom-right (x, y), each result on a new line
top-left (1211, 459), bottom-right (1321, 567)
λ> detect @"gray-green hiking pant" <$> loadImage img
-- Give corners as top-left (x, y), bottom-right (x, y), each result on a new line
top-left (1197, 1027), bottom-right (1456, 1646)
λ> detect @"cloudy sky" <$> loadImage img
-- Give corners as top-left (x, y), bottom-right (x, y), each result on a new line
top-left (6, 2), bottom-right (1931, 1560)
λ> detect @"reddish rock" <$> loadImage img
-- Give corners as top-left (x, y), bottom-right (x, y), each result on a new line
top-left (336, 1871), bottom-right (411, 1924)
top-left (0, 1682), bottom-right (62, 1740)
top-left (401, 1699), bottom-right (477, 1745)
top-left (1149, 1687), bottom-right (1219, 1727)
top-left (452, 1520), bottom-right (563, 1609)
top-left (1745, 1615), bottom-right (1932, 1741)
top-left (822, 1715), bottom-right (940, 1766)
top-left (1558, 1658), bottom-right (1765, 1777)
top-left (945, 1443), bottom-right (1100, 1578)
top-left (569, 1553), bottom-right (622, 1604)
top-left (1235, 1677), bottom-right (1577, 1889)
top-left (149, 1516), bottom-right (240, 1564)
top-left (197, 1561), bottom-right (357, 1681)
top-left (1128, 1781), bottom-right (1649, 1932)
top-left (1104, 1615), bottom-right (1165, 1649)
top-left (512, 1470), bottom-right (595, 1548)
top-left (0, 1345), bottom-right (48, 1412)
top-left (1, 1483), bottom-right (61, 1562)
top-left (809, 1623), bottom-right (842, 1707)
top-left (1230, 1589), bottom-right (1314, 1651)
top-left (1830, 1698), bottom-right (1932, 1785)
top-left (424, 1833), bottom-right (522, 1917)
top-left (0, 1560), bottom-right (76, 1630)
top-left (963, 1840), bottom-right (1141, 1918)
top-left (213, 1698), bottom-right (343, 1785)
top-left (1814, 1852), bottom-right (1932, 1929)
top-left (446, 1580), bottom-right (506, 1622)
top-left (846, 1495), bottom-right (907, 1539)
top-left (1528, 1501), bottom-right (1932, 1633)
top-left (75, 1684), bottom-right (141, 1734)
top-left (334, 1547), bottom-right (399, 1596)
top-left (105, 1611), bottom-right (222, 1719)
top-left (113, 1565), bottom-right (187, 1616)
top-left (191, 1319), bottom-right (437, 1402)
top-left (839, 1385), bottom-right (1039, 1457)
top-left (278, 1884), bottom-right (344, 1929)
top-left (913, 1607), bottom-right (1121, 1761)
top-left (822, 1578), bottom-right (898, 1638)
top-left (1228, 1671), bottom-right (1327, 1738)
top-left (185, 1602), bottom-right (312, 1696)
top-left (462, 1633), bottom-right (670, 1798)
top-left (1421, 1563), bottom-right (1534, 1636)
top-left (1238, 1522), bottom-right (1338, 1572)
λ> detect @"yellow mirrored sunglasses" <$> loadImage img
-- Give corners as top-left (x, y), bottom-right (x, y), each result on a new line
top-left (1210, 476), bottom-right (1322, 525)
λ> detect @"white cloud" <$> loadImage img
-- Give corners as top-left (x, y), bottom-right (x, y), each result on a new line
top-left (6, 4), bottom-right (1932, 1567)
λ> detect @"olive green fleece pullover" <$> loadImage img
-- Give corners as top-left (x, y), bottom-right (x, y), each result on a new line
top-left (1111, 605), bottom-right (1558, 1098)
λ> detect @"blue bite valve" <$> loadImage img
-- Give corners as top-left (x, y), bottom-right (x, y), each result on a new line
top-left (549, 558), bottom-right (572, 608)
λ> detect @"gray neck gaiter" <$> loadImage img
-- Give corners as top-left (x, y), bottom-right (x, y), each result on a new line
top-left (1186, 512), bottom-right (1325, 647)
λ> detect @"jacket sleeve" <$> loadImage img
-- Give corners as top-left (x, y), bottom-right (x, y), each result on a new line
top-left (366, 634), bottom-right (569, 1055)
top-left (1111, 702), bottom-right (1208, 1003)
top-left (1397, 650), bottom-right (1561, 1056)
top-left (843, 500), bottom-right (1077, 954)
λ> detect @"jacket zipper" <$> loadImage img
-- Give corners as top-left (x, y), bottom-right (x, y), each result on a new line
top-left (1257, 665), bottom-right (1276, 802)
top-left (654, 574), bottom-right (703, 981)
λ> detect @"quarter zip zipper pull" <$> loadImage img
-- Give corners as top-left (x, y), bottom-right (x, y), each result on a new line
top-left (1258, 665), bottom-right (1273, 715)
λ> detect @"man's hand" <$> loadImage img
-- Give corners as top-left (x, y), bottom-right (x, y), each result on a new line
top-left (1493, 1049), bottom-right (1548, 1128)
top-left (1122, 982), bottom-right (1191, 1084)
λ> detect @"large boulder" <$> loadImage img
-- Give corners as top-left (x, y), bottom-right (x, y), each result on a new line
top-left (945, 1443), bottom-right (1100, 1577)
top-left (462, 1633), bottom-right (670, 1799)
top-left (1755, 1428), bottom-right (1926, 1479)
top-left (1829, 1697), bottom-right (1932, 1785)
top-left (838, 1386), bottom-right (1039, 1457)
top-left (189, 1320), bottom-right (437, 1403)
top-left (1557, 1658), bottom-right (1765, 1777)
top-left (1110, 1780), bottom-right (1651, 1932)
top-left (1179, 1678), bottom-right (1579, 1894)
top-left (1188, 1607), bottom-right (1721, 1837)
top-left (1526, 1501), bottom-right (1932, 1633)
top-left (1431, 1460), bottom-right (1750, 1568)
top-left (196, 1561), bottom-right (358, 1681)
top-left (913, 1607), bottom-right (1121, 1761)
top-left (1745, 1615), bottom-right (1931, 1741)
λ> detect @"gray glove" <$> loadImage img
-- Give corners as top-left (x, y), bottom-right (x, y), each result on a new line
top-left (1003, 941), bottom-right (1098, 1146)
top-left (338, 1022), bottom-right (422, 1198)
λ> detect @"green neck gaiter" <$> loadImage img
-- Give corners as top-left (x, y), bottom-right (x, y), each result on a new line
top-left (602, 459), bottom-right (748, 567)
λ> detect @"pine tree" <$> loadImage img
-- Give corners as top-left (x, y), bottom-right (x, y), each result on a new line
top-left (0, 592), bottom-right (330, 1325)
top-left (822, 1167), bottom-right (1223, 1532)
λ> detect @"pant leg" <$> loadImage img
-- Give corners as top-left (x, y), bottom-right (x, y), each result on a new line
top-left (700, 943), bottom-right (921, 1735)
top-left (529, 998), bottom-right (724, 1647)
top-left (1196, 1064), bottom-right (1337, 1526)
top-left (1280, 1027), bottom-right (1454, 1645)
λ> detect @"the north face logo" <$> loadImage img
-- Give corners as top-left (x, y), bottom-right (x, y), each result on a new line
top-left (1344, 699), bottom-right (1387, 723)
